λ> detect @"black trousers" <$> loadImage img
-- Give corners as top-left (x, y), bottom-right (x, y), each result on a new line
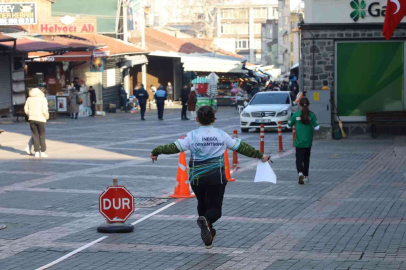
top-left (91, 103), bottom-right (96, 116)
top-left (191, 183), bottom-right (227, 226)
top-left (29, 121), bottom-right (46, 152)
top-left (181, 104), bottom-right (187, 119)
top-left (70, 113), bottom-right (78, 119)
top-left (157, 102), bottom-right (164, 119)
top-left (296, 147), bottom-right (311, 176)
top-left (139, 103), bottom-right (146, 119)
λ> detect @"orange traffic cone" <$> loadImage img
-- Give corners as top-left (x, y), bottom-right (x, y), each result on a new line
top-left (169, 152), bottom-right (195, 198)
top-left (224, 150), bottom-right (236, 182)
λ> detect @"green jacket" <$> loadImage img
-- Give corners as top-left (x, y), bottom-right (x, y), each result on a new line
top-left (288, 110), bottom-right (319, 148)
top-left (152, 141), bottom-right (263, 159)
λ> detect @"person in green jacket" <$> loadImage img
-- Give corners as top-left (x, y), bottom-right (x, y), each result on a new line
top-left (287, 97), bottom-right (320, 185)
top-left (150, 106), bottom-right (271, 249)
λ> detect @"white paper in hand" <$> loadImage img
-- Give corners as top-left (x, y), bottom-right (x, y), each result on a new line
top-left (254, 160), bottom-right (277, 184)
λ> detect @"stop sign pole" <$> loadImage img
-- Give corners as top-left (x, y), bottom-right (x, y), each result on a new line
top-left (97, 179), bottom-right (135, 233)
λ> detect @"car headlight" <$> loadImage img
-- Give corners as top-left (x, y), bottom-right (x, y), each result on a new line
top-left (241, 111), bottom-right (250, 117)
top-left (277, 110), bottom-right (288, 116)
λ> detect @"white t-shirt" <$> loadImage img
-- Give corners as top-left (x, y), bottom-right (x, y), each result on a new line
top-left (175, 126), bottom-right (241, 161)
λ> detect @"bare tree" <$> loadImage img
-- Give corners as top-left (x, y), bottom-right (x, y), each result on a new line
top-left (166, 0), bottom-right (225, 38)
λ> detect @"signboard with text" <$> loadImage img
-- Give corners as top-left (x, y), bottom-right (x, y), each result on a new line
top-left (39, 16), bottom-right (97, 35)
top-left (305, 0), bottom-right (406, 24)
top-left (0, 2), bottom-right (37, 25)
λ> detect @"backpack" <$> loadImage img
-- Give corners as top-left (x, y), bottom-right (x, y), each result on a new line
top-left (76, 94), bottom-right (83, 105)
top-left (193, 96), bottom-right (197, 104)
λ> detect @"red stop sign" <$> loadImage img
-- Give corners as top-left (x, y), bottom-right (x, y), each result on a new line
top-left (99, 186), bottom-right (135, 223)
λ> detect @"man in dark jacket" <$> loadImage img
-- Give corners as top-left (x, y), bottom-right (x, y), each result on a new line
top-left (180, 85), bottom-right (190, 120)
top-left (119, 85), bottom-right (128, 112)
top-left (154, 85), bottom-right (167, 120)
top-left (135, 84), bottom-right (148, 120)
top-left (88, 86), bottom-right (96, 117)
top-left (250, 84), bottom-right (260, 99)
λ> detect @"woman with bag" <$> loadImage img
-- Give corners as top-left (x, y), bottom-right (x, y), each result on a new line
top-left (150, 106), bottom-right (271, 249)
top-left (187, 86), bottom-right (197, 119)
top-left (69, 88), bottom-right (79, 119)
top-left (287, 97), bottom-right (320, 184)
top-left (24, 88), bottom-right (49, 158)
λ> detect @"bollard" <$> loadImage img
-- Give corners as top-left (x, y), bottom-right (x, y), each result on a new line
top-left (260, 124), bottom-right (265, 153)
top-left (232, 130), bottom-right (239, 169)
top-left (278, 121), bottom-right (284, 152)
top-left (292, 125), bottom-right (296, 147)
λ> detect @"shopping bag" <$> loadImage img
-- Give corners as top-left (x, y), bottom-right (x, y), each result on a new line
top-left (254, 160), bottom-right (277, 184)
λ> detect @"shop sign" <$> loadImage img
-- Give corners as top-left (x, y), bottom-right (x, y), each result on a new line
top-left (47, 78), bottom-right (57, 85)
top-left (350, 0), bottom-right (393, 21)
top-left (90, 57), bottom-right (105, 72)
top-left (39, 16), bottom-right (97, 34)
top-left (0, 2), bottom-right (37, 25)
top-left (306, 0), bottom-right (406, 24)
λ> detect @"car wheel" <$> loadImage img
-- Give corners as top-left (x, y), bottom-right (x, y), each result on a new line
top-left (241, 128), bottom-right (249, 133)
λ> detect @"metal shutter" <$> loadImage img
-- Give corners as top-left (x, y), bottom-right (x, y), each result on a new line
top-left (0, 55), bottom-right (12, 114)
top-left (102, 60), bottom-right (122, 111)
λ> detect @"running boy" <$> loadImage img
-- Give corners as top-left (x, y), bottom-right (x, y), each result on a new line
top-left (150, 106), bottom-right (270, 249)
top-left (287, 97), bottom-right (320, 185)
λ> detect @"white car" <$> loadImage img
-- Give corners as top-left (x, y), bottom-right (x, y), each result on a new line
top-left (240, 91), bottom-right (299, 132)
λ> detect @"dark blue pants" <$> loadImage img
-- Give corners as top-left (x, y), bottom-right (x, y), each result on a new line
top-left (157, 103), bottom-right (164, 119)
top-left (139, 103), bottom-right (146, 119)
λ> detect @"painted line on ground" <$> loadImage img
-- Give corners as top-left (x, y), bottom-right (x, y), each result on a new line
top-left (35, 199), bottom-right (182, 270)
top-left (35, 236), bottom-right (109, 270)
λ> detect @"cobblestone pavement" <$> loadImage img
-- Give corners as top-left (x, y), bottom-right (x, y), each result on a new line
top-left (0, 107), bottom-right (406, 270)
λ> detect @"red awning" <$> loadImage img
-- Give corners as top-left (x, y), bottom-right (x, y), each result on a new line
top-left (27, 49), bottom-right (110, 62)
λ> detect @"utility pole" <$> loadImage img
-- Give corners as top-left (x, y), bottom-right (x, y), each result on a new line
top-left (123, 0), bottom-right (130, 96)
top-left (141, 4), bottom-right (147, 88)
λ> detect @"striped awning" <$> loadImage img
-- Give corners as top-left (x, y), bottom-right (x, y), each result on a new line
top-left (192, 77), bottom-right (208, 84)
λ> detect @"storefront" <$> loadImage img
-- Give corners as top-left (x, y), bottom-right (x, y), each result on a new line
top-left (0, 34), bottom-right (15, 116)
top-left (301, 0), bottom-right (406, 123)
top-left (182, 55), bottom-right (247, 105)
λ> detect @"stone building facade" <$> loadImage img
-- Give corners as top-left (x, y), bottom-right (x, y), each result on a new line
top-left (300, 25), bottom-right (406, 93)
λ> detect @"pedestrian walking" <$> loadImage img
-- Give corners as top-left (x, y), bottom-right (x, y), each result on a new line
top-left (166, 82), bottom-right (174, 106)
top-left (120, 85), bottom-right (128, 113)
top-left (135, 84), bottom-right (148, 120)
top-left (287, 97), bottom-right (320, 185)
top-left (150, 106), bottom-right (271, 249)
top-left (69, 88), bottom-right (79, 119)
top-left (151, 85), bottom-right (157, 94)
top-left (181, 85), bottom-right (190, 120)
top-left (154, 85), bottom-right (167, 120)
top-left (88, 86), bottom-right (96, 117)
top-left (24, 88), bottom-right (49, 158)
top-left (187, 87), bottom-right (197, 119)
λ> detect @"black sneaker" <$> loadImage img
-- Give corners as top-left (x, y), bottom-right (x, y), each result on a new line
top-left (141, 118), bottom-right (145, 121)
top-left (185, 118), bottom-right (190, 120)
top-left (298, 173), bottom-right (304, 185)
top-left (197, 216), bottom-right (212, 247)
top-left (205, 228), bottom-right (216, 249)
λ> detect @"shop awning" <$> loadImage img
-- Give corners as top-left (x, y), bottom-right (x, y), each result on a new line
top-left (27, 49), bottom-right (110, 62)
top-left (148, 51), bottom-right (247, 74)
top-left (181, 56), bottom-right (246, 74)
top-left (119, 55), bottom-right (148, 68)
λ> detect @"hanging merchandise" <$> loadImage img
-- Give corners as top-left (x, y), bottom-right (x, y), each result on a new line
top-left (207, 72), bottom-right (219, 97)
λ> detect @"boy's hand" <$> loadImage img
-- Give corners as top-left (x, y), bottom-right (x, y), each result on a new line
top-left (150, 153), bottom-right (158, 163)
top-left (261, 154), bottom-right (272, 163)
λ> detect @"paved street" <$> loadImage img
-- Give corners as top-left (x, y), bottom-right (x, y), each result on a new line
top-left (0, 107), bottom-right (406, 270)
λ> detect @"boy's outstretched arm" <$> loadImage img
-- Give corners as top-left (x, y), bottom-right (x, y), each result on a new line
top-left (235, 141), bottom-right (267, 160)
top-left (151, 143), bottom-right (180, 156)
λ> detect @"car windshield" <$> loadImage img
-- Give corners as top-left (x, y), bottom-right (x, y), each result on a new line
top-left (250, 93), bottom-right (290, 105)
